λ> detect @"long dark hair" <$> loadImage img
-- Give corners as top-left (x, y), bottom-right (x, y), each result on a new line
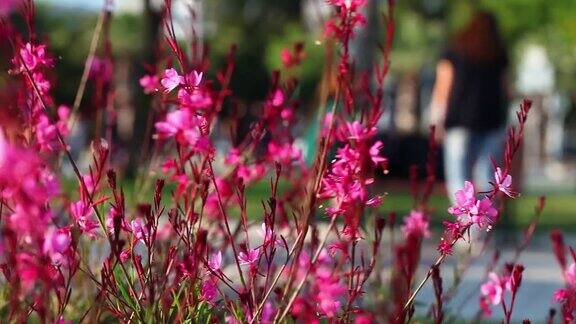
top-left (452, 10), bottom-right (507, 65)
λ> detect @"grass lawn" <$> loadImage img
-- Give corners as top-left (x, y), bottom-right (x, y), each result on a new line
top-left (62, 177), bottom-right (576, 231)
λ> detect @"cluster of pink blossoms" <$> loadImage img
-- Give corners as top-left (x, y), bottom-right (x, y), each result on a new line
top-left (447, 181), bottom-right (498, 230)
top-left (0, 133), bottom-right (73, 296)
top-left (10, 42), bottom-right (70, 152)
top-left (318, 121), bottom-right (387, 236)
top-left (479, 264), bottom-right (524, 319)
top-left (290, 250), bottom-right (347, 320)
top-left (401, 210), bottom-right (431, 238)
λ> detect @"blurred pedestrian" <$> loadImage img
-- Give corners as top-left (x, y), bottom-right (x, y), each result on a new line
top-left (430, 10), bottom-right (509, 198)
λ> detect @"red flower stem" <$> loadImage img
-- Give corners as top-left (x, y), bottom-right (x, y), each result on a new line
top-left (207, 161), bottom-right (249, 294)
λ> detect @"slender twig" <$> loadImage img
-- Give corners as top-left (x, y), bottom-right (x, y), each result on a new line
top-left (67, 6), bottom-right (107, 131)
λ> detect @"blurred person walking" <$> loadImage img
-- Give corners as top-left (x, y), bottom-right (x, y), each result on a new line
top-left (430, 10), bottom-right (509, 198)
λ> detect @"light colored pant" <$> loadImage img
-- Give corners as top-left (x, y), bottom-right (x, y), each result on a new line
top-left (444, 127), bottom-right (506, 202)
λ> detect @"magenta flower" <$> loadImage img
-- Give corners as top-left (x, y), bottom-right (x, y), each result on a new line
top-left (70, 200), bottom-right (99, 238)
top-left (0, 0), bottom-right (22, 17)
top-left (401, 210), bottom-right (431, 238)
top-left (154, 109), bottom-right (201, 146)
top-left (139, 74), bottom-right (159, 94)
top-left (238, 248), bottom-right (259, 266)
top-left (105, 206), bottom-right (129, 234)
top-left (259, 223), bottom-right (273, 243)
top-left (185, 70), bottom-right (203, 87)
top-left (369, 140), bottom-right (387, 168)
top-left (343, 121), bottom-right (377, 141)
top-left (271, 89), bottom-right (284, 107)
top-left (481, 272), bottom-right (505, 306)
top-left (32, 72), bottom-right (51, 93)
top-left (35, 106), bottom-right (69, 152)
top-left (314, 266), bottom-right (346, 318)
top-left (470, 197), bottom-right (498, 229)
top-left (208, 251), bottom-right (222, 271)
top-left (177, 88), bottom-right (213, 110)
top-left (448, 181), bottom-right (476, 217)
top-left (12, 42), bottom-right (51, 72)
top-left (200, 279), bottom-right (218, 304)
top-left (261, 302), bottom-right (277, 324)
top-left (160, 68), bottom-right (183, 93)
top-left (43, 227), bottom-right (71, 264)
top-left (130, 218), bottom-right (148, 243)
top-left (119, 250), bottom-right (131, 263)
top-left (494, 167), bottom-right (515, 197)
top-left (236, 164), bottom-right (266, 184)
top-left (267, 141), bottom-right (301, 166)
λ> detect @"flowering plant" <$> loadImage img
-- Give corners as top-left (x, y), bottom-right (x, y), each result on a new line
top-left (0, 0), bottom-right (570, 323)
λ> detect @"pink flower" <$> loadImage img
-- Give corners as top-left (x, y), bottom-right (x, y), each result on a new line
top-left (9, 205), bottom-right (52, 240)
top-left (344, 121), bottom-right (377, 141)
top-left (139, 74), bottom-right (159, 94)
top-left (70, 200), bottom-right (99, 238)
top-left (554, 289), bottom-right (569, 302)
top-left (225, 316), bottom-right (241, 324)
top-left (120, 250), bottom-right (131, 263)
top-left (261, 302), bottom-right (277, 324)
top-left (236, 164), bottom-right (266, 184)
top-left (185, 70), bottom-right (203, 87)
top-left (369, 141), bottom-right (387, 168)
top-left (448, 181), bottom-right (476, 217)
top-left (224, 148), bottom-right (242, 165)
top-left (43, 227), bottom-right (71, 264)
top-left (0, 0), bottom-right (22, 17)
top-left (0, 135), bottom-right (59, 206)
top-left (32, 72), bottom-right (51, 93)
top-left (328, 0), bottom-right (367, 10)
top-left (314, 266), bottom-right (346, 318)
top-left (130, 218), bottom-right (148, 243)
top-left (105, 206), bottom-right (129, 234)
top-left (35, 106), bottom-right (69, 152)
top-left (16, 252), bottom-right (41, 292)
top-left (280, 107), bottom-right (293, 121)
top-left (481, 272), bottom-right (505, 305)
top-left (160, 68), bottom-right (183, 93)
top-left (271, 89), bottom-right (284, 107)
top-left (154, 109), bottom-right (202, 146)
top-left (208, 251), bottom-right (222, 271)
top-left (259, 223), bottom-right (273, 243)
top-left (267, 142), bottom-right (301, 166)
top-left (401, 210), bottom-right (431, 238)
top-left (238, 248), bottom-right (259, 266)
top-left (12, 42), bottom-right (51, 72)
top-left (200, 279), bottom-right (218, 304)
top-left (494, 167), bottom-right (515, 197)
top-left (469, 198), bottom-right (498, 229)
top-left (177, 88), bottom-right (213, 110)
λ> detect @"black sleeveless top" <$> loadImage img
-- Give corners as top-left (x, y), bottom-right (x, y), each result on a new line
top-left (443, 49), bottom-right (508, 131)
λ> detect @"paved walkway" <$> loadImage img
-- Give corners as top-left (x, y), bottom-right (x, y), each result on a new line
top-left (412, 233), bottom-right (576, 322)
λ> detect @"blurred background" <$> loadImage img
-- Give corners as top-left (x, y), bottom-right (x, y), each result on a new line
top-left (2, 0), bottom-right (576, 228)
top-left (1, 1), bottom-right (576, 320)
